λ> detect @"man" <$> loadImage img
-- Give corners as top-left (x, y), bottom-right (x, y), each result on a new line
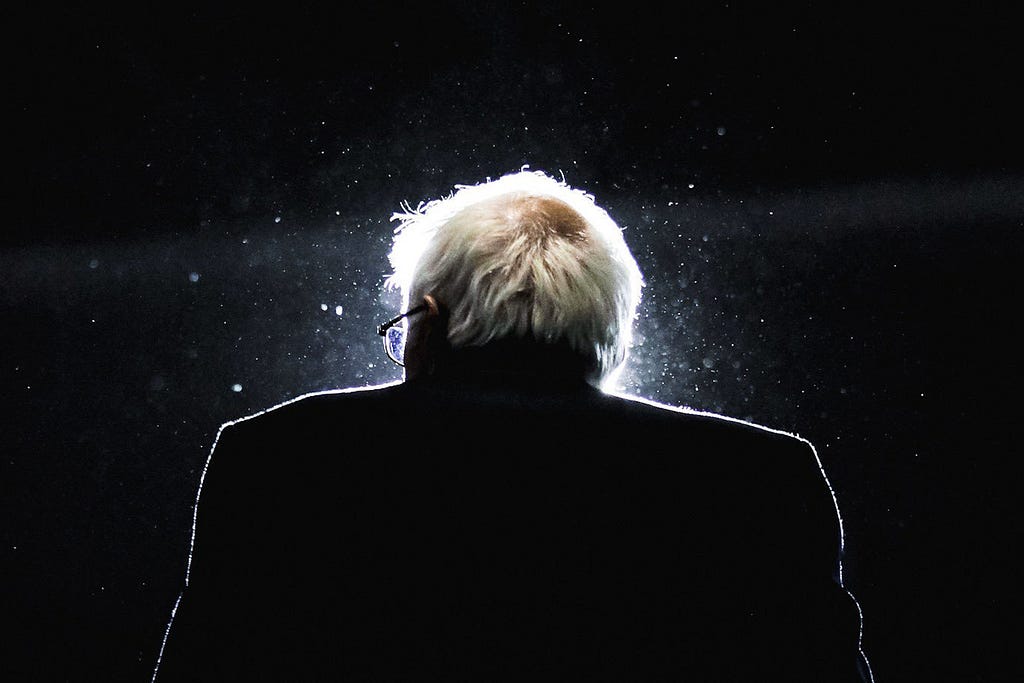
top-left (154, 170), bottom-right (872, 681)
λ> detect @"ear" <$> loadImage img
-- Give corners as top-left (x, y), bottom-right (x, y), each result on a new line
top-left (418, 293), bottom-right (447, 348)
top-left (402, 293), bottom-right (446, 380)
top-left (422, 293), bottom-right (440, 318)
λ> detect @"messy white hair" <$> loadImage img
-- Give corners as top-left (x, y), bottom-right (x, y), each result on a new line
top-left (387, 169), bottom-right (644, 387)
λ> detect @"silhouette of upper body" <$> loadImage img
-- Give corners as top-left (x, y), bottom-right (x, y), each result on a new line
top-left (155, 171), bottom-right (871, 681)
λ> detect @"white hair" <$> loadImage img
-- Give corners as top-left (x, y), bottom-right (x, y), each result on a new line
top-left (387, 170), bottom-right (644, 386)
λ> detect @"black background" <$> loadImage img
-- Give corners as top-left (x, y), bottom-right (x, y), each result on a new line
top-left (4, 3), bottom-right (1021, 681)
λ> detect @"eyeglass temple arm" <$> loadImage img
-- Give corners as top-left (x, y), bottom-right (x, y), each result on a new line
top-left (376, 302), bottom-right (429, 336)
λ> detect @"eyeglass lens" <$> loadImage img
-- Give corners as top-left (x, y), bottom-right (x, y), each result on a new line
top-left (384, 326), bottom-right (407, 365)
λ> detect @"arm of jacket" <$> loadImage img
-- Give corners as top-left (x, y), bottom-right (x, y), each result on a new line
top-left (758, 436), bottom-right (872, 683)
top-left (152, 422), bottom-right (274, 682)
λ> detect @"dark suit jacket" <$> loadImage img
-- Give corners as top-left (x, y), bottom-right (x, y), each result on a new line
top-left (155, 352), bottom-right (870, 682)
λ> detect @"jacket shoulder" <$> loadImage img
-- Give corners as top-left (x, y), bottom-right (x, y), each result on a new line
top-left (601, 391), bottom-right (815, 452)
top-left (220, 382), bottom-right (402, 430)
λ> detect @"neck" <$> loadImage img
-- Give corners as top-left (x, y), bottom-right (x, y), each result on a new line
top-left (413, 338), bottom-right (596, 390)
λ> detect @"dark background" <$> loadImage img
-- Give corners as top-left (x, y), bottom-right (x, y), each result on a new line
top-left (4, 3), bottom-right (1021, 681)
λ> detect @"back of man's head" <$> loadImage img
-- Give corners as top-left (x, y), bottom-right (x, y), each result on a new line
top-left (387, 170), bottom-right (643, 387)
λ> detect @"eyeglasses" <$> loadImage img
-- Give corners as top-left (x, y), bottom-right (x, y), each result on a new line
top-left (376, 302), bottom-right (429, 366)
